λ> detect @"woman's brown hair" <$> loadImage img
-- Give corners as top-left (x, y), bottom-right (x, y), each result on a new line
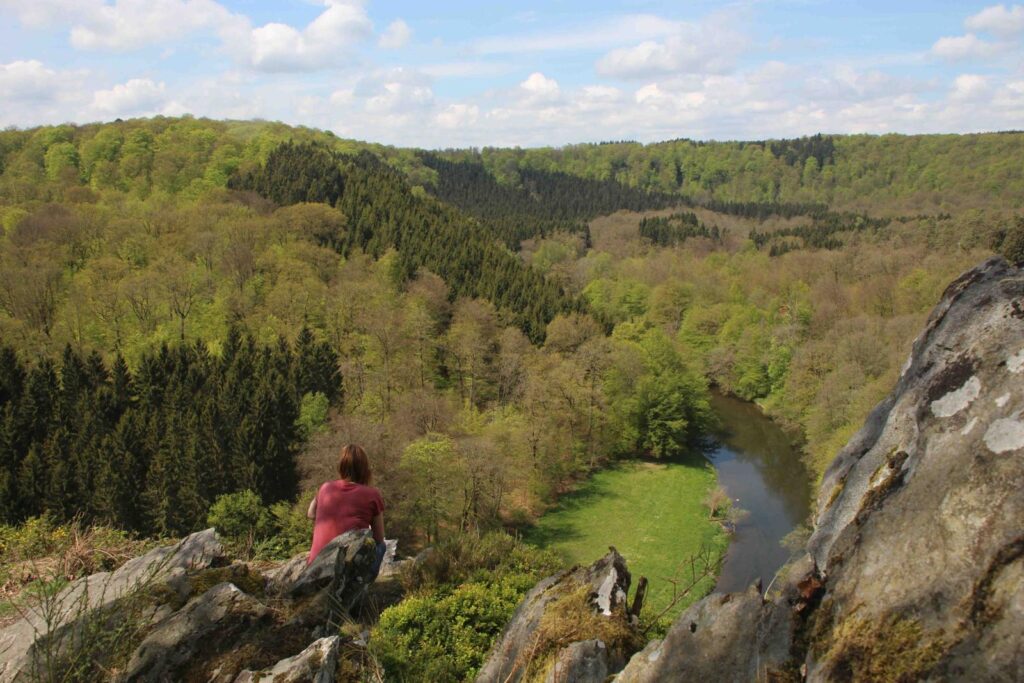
top-left (337, 444), bottom-right (372, 485)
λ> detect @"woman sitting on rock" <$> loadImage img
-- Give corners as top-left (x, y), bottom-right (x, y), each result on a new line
top-left (306, 443), bottom-right (387, 577)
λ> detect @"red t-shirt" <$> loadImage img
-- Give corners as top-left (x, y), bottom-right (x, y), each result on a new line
top-left (308, 480), bottom-right (384, 564)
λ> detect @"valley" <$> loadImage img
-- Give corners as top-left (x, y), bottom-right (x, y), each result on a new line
top-left (0, 118), bottom-right (1021, 681)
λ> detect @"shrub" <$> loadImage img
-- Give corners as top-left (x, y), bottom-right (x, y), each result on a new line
top-left (207, 490), bottom-right (272, 557)
top-left (206, 489), bottom-right (315, 561)
top-left (371, 532), bottom-right (562, 682)
top-left (526, 583), bottom-right (644, 679)
top-left (1, 517), bottom-right (146, 589)
top-left (402, 531), bottom-right (561, 592)
top-left (372, 576), bottom-right (530, 682)
top-left (254, 495), bottom-right (314, 560)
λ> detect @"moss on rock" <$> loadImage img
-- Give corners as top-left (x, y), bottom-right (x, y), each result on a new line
top-left (816, 613), bottom-right (945, 682)
top-left (189, 563), bottom-right (266, 599)
top-left (522, 582), bottom-right (644, 682)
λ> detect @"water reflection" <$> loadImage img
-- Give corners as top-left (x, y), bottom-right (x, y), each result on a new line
top-left (707, 391), bottom-right (813, 593)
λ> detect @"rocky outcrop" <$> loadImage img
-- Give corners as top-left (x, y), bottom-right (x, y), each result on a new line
top-left (287, 528), bottom-right (376, 600)
top-left (476, 549), bottom-right (633, 683)
top-left (0, 529), bottom-right (384, 683)
top-left (124, 582), bottom-right (271, 681)
top-left (0, 528), bottom-right (225, 683)
top-left (616, 256), bottom-right (1024, 682)
top-left (233, 636), bottom-right (342, 683)
top-left (616, 584), bottom-right (797, 682)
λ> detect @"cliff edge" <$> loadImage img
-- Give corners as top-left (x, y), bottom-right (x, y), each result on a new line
top-left (613, 256), bottom-right (1023, 682)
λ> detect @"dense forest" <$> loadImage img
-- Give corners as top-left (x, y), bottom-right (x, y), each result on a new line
top-left (3, 116), bottom-right (1024, 681)
top-left (0, 329), bottom-right (336, 535)
top-left (419, 152), bottom-right (675, 248)
top-left (0, 119), bottom-right (717, 538)
top-left (228, 142), bottom-right (576, 341)
top-left (0, 117), bottom-right (1020, 522)
top-left (447, 132), bottom-right (1024, 215)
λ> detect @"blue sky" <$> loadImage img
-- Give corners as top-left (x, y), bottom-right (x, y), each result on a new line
top-left (0, 1), bottom-right (1022, 147)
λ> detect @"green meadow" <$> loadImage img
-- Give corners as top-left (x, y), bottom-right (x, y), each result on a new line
top-left (525, 453), bottom-right (729, 623)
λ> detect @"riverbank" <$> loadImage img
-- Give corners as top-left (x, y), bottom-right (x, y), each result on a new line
top-left (524, 451), bottom-right (728, 624)
top-left (707, 391), bottom-right (813, 593)
top-left (525, 391), bottom-right (815, 624)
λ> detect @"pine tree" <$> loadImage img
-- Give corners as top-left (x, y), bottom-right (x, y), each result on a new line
top-left (17, 446), bottom-right (47, 519)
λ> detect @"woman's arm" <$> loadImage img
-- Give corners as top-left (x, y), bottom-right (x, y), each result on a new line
top-left (371, 511), bottom-right (385, 544)
top-left (306, 496), bottom-right (317, 520)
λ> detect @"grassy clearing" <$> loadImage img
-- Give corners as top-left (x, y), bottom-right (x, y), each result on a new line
top-left (525, 452), bottom-right (728, 622)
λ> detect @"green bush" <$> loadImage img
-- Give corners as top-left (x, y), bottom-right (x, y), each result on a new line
top-left (254, 496), bottom-right (314, 560)
top-left (404, 531), bottom-right (561, 591)
top-left (0, 516), bottom-right (64, 560)
top-left (372, 575), bottom-right (533, 682)
top-left (208, 489), bottom-right (314, 560)
top-left (207, 490), bottom-right (272, 555)
top-left (371, 532), bottom-right (561, 681)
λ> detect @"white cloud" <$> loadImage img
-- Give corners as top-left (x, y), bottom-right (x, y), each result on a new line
top-left (802, 66), bottom-right (931, 103)
top-left (0, 0), bottom-right (242, 51)
top-left (2, 0), bottom-right (371, 72)
top-left (580, 85), bottom-right (623, 102)
top-left (240, 1), bottom-right (372, 71)
top-left (965, 4), bottom-right (1024, 39)
top-left (931, 33), bottom-right (1002, 61)
top-left (436, 104), bottom-right (479, 129)
top-left (0, 60), bottom-right (90, 127)
top-left (365, 82), bottom-right (433, 114)
top-left (520, 72), bottom-right (560, 101)
top-left (71, 0), bottom-right (238, 50)
top-left (91, 78), bottom-right (167, 114)
top-left (595, 15), bottom-right (745, 79)
top-left (992, 79), bottom-right (1024, 108)
top-left (379, 19), bottom-right (412, 49)
top-left (951, 73), bottom-right (991, 100)
top-left (329, 89), bottom-right (355, 106)
top-left (419, 61), bottom-right (513, 78)
top-left (0, 60), bottom-right (66, 101)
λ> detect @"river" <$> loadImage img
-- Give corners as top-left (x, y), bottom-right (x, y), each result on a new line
top-left (707, 391), bottom-right (814, 594)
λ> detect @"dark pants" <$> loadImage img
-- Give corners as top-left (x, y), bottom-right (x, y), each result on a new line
top-left (370, 540), bottom-right (387, 580)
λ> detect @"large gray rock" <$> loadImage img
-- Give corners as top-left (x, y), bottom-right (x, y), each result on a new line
top-left (545, 639), bottom-right (610, 683)
top-left (0, 528), bottom-right (225, 683)
top-left (233, 635), bottom-right (342, 683)
top-left (266, 538), bottom-right (398, 596)
top-left (284, 529), bottom-right (379, 635)
top-left (123, 582), bottom-right (270, 682)
top-left (805, 256), bottom-right (1024, 681)
top-left (288, 528), bottom-right (376, 599)
top-left (617, 257), bottom-right (1024, 682)
top-left (476, 549), bottom-right (631, 683)
top-left (615, 585), bottom-right (796, 682)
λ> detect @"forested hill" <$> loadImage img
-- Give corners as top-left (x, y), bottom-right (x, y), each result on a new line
top-left (228, 142), bottom-right (576, 341)
top-left (417, 152), bottom-right (676, 248)
top-left (447, 132), bottom-right (1024, 214)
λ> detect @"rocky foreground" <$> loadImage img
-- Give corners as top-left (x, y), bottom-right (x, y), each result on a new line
top-left (0, 528), bottom-right (404, 682)
top-left (2, 256), bottom-right (1021, 682)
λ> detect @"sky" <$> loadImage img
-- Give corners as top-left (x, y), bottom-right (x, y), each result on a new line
top-left (0, 1), bottom-right (1022, 148)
